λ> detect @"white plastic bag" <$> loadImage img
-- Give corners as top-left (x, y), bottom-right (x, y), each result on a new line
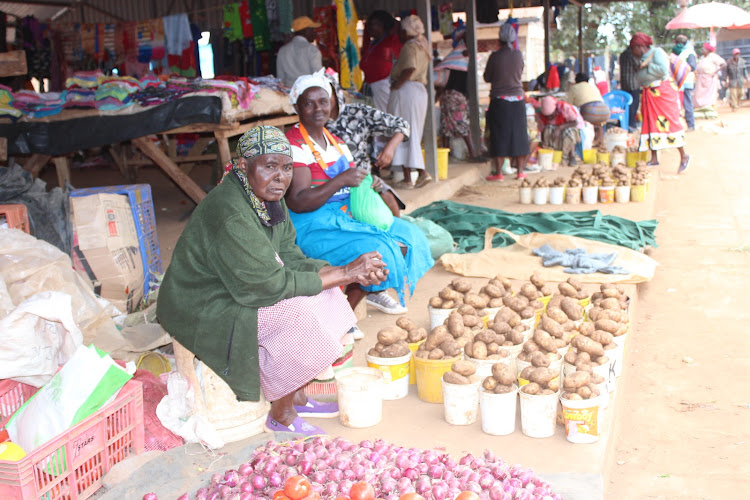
top-left (0, 291), bottom-right (83, 387)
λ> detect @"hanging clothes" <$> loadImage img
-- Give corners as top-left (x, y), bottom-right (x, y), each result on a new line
top-left (334, 0), bottom-right (362, 90)
top-left (238, 1), bottom-right (254, 39)
top-left (163, 14), bottom-right (192, 56)
top-left (249, 0), bottom-right (271, 51)
top-left (278, 0), bottom-right (293, 35)
top-left (438, 4), bottom-right (453, 36)
top-left (265, 0), bottom-right (281, 42)
top-left (223, 3), bottom-right (243, 42)
top-left (314, 6), bottom-right (338, 73)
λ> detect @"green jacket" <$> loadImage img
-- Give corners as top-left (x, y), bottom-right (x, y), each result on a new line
top-left (157, 174), bottom-right (328, 401)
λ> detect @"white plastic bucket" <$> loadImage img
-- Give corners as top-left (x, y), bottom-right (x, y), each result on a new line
top-left (538, 150), bottom-right (554, 170)
top-left (592, 358), bottom-right (616, 393)
top-left (519, 187), bottom-right (532, 205)
top-left (442, 379), bottom-right (481, 425)
top-left (610, 151), bottom-right (627, 167)
top-left (582, 186), bottom-right (598, 204)
top-left (516, 357), bottom-right (562, 382)
top-left (519, 390), bottom-right (559, 438)
top-left (615, 185), bottom-right (631, 203)
top-left (428, 305), bottom-right (457, 329)
top-left (335, 367), bottom-right (384, 428)
top-left (560, 393), bottom-right (604, 443)
top-left (605, 132), bottom-right (628, 152)
top-left (548, 186), bottom-right (564, 205)
top-left (366, 352), bottom-right (411, 400)
top-left (562, 365), bottom-right (609, 409)
top-left (532, 187), bottom-right (549, 205)
top-left (520, 316), bottom-right (536, 329)
top-left (612, 334), bottom-right (627, 377)
top-left (480, 386), bottom-right (518, 436)
top-left (466, 354), bottom-right (513, 378)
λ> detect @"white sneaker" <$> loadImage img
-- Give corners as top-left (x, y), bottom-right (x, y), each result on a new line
top-left (523, 163), bottom-right (542, 173)
top-left (348, 325), bottom-right (365, 340)
top-left (366, 291), bottom-right (408, 314)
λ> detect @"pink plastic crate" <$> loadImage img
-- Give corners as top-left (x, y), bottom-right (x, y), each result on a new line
top-left (0, 379), bottom-right (144, 500)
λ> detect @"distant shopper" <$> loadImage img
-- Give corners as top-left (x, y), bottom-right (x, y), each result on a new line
top-left (536, 96), bottom-right (584, 167)
top-left (567, 73), bottom-right (610, 147)
top-left (276, 17), bottom-right (323, 88)
top-left (360, 11), bottom-right (401, 112)
top-left (726, 48), bottom-right (748, 112)
top-left (619, 46), bottom-right (641, 131)
top-left (630, 32), bottom-right (689, 174)
top-left (694, 43), bottom-right (726, 109)
top-left (483, 23), bottom-right (529, 180)
top-left (672, 34), bottom-right (697, 130)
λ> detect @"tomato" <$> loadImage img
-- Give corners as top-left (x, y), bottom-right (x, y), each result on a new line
top-left (284, 476), bottom-right (312, 500)
top-left (455, 492), bottom-right (481, 500)
top-left (398, 494), bottom-right (425, 500)
top-left (274, 490), bottom-right (291, 500)
top-left (350, 482), bottom-right (375, 500)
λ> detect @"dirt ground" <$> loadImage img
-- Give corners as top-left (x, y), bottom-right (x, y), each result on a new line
top-left (40, 103), bottom-right (750, 499)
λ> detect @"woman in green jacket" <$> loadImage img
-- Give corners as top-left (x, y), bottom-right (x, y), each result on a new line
top-left (157, 125), bottom-right (387, 436)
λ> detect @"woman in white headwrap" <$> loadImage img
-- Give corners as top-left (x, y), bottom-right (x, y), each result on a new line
top-left (387, 15), bottom-right (433, 189)
top-left (483, 23), bottom-right (530, 180)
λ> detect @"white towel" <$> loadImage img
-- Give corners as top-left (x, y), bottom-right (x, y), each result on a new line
top-left (163, 13), bottom-right (192, 56)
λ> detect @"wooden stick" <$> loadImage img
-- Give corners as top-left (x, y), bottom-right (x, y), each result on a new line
top-left (132, 137), bottom-right (206, 204)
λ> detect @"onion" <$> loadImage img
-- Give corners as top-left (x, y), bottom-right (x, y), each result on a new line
top-left (472, 458), bottom-right (486, 469)
top-left (491, 466), bottom-right (509, 481)
top-left (459, 454), bottom-right (474, 466)
top-left (443, 458), bottom-right (457, 470)
top-left (195, 488), bottom-right (208, 500)
top-left (397, 477), bottom-right (413, 492)
top-left (416, 463), bottom-right (429, 475)
top-left (489, 484), bottom-right (506, 500)
top-left (210, 473), bottom-right (223, 487)
top-left (238, 463), bottom-right (253, 477)
top-left (339, 480), bottom-right (354, 494)
top-left (344, 469), bottom-right (355, 480)
top-left (323, 483), bottom-right (338, 497)
top-left (517, 471), bottom-right (534, 487)
top-left (466, 481), bottom-right (482, 494)
top-left (422, 451), bottom-right (439, 465)
top-left (369, 451), bottom-right (381, 463)
top-left (218, 485), bottom-right (231, 498)
top-left (298, 460), bottom-right (312, 475)
top-left (428, 464), bottom-right (445, 480)
top-left (447, 477), bottom-right (460, 490)
top-left (310, 471), bottom-right (326, 484)
top-left (484, 450), bottom-right (496, 463)
top-left (380, 476), bottom-right (397, 493)
top-left (360, 440), bottom-right (374, 449)
top-left (353, 464), bottom-right (366, 480)
top-left (239, 493), bottom-right (253, 500)
top-left (284, 454), bottom-right (297, 466)
top-left (432, 483), bottom-right (448, 500)
top-left (207, 491), bottom-right (220, 500)
top-left (268, 472), bottom-right (282, 488)
top-left (403, 468), bottom-right (419, 481)
top-left (395, 453), bottom-right (410, 469)
top-left (239, 482), bottom-right (252, 493)
top-left (143, 494), bottom-right (158, 500)
top-left (479, 473), bottom-right (494, 490)
top-left (415, 476), bottom-right (432, 495)
top-left (311, 483), bottom-right (324, 494)
top-left (468, 472), bottom-right (481, 484)
top-left (327, 468), bottom-right (344, 482)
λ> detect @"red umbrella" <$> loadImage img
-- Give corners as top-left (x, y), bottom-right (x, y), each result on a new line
top-left (666, 2), bottom-right (750, 29)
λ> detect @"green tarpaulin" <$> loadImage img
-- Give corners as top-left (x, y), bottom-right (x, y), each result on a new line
top-left (408, 201), bottom-right (657, 253)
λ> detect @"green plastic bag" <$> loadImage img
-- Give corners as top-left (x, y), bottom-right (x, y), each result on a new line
top-left (349, 174), bottom-right (394, 231)
top-left (401, 214), bottom-right (455, 259)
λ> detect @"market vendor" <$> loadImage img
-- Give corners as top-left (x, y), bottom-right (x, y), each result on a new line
top-left (536, 95), bottom-right (584, 167)
top-left (567, 73), bottom-right (610, 147)
top-left (284, 71), bottom-right (434, 327)
top-left (157, 125), bottom-right (388, 436)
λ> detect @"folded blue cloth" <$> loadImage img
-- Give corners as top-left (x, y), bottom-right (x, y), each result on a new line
top-left (532, 244), bottom-right (629, 274)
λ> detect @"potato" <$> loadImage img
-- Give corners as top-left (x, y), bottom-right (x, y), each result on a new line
top-left (538, 336), bottom-right (558, 353)
top-left (591, 330), bottom-right (614, 346)
top-left (428, 348), bottom-right (445, 360)
top-left (446, 312), bottom-right (464, 333)
top-left (452, 360), bottom-right (476, 377)
top-left (486, 342), bottom-right (499, 354)
top-left (590, 385), bottom-right (601, 397)
top-left (463, 315), bottom-right (481, 328)
top-left (473, 329), bottom-right (493, 344)
top-left (604, 342), bottom-right (617, 351)
top-left (451, 278), bottom-right (472, 293)
top-left (577, 290), bottom-right (588, 300)
top-left (478, 292), bottom-right (491, 303)
top-left (595, 319), bottom-right (619, 335)
top-left (454, 297), bottom-right (464, 306)
top-left (563, 371), bottom-right (591, 389)
top-left (472, 341), bottom-right (488, 359)
top-left (488, 297), bottom-right (504, 308)
top-left (519, 306), bottom-right (535, 319)
top-left (494, 384), bottom-right (514, 394)
top-left (380, 344), bottom-right (410, 358)
top-left (376, 327), bottom-right (403, 346)
top-left (530, 273), bottom-right (545, 289)
top-left (578, 351), bottom-right (591, 363)
top-left (367, 348), bottom-right (381, 357)
top-left (439, 287), bottom-right (459, 301)
top-left (533, 328), bottom-right (552, 346)
top-left (507, 330), bottom-right (524, 345)
top-left (513, 295), bottom-right (530, 311)
top-left (456, 304), bottom-right (476, 316)
top-left (424, 326), bottom-right (449, 350)
top-left (497, 348), bottom-right (511, 358)
top-left (408, 327), bottom-right (427, 343)
top-left (484, 284), bottom-right (503, 298)
top-left (429, 296), bottom-right (443, 308)
top-left (531, 351), bottom-right (551, 368)
top-left (558, 282), bottom-right (578, 298)
top-left (547, 377), bottom-right (560, 392)
top-left (599, 309), bottom-right (625, 323)
top-left (541, 284), bottom-right (555, 297)
top-left (540, 316), bottom-right (563, 338)
top-left (480, 376), bottom-right (500, 393)
top-left (546, 307), bottom-right (568, 324)
top-left (456, 336), bottom-right (470, 349)
top-left (520, 283), bottom-right (538, 299)
top-left (414, 350), bottom-right (430, 359)
top-left (396, 317), bottom-right (417, 331)
top-left (529, 367), bottom-right (558, 386)
top-left (547, 295), bottom-right (563, 309)
top-left (575, 361), bottom-right (593, 373)
top-left (564, 350), bottom-right (577, 364)
top-left (600, 297), bottom-right (621, 310)
top-left (464, 293), bottom-right (488, 309)
top-left (441, 300), bottom-right (455, 309)
top-left (563, 392), bottom-right (583, 400)
top-left (519, 366), bottom-right (535, 380)
top-left (561, 320), bottom-right (576, 332)
top-left (602, 288), bottom-right (620, 298)
top-left (491, 321), bottom-right (511, 335)
top-left (590, 373), bottom-right (605, 384)
top-left (567, 277), bottom-right (582, 291)
top-left (443, 371), bottom-right (470, 385)
top-left (571, 335), bottom-right (605, 357)
top-left (523, 340), bottom-right (539, 353)
top-left (491, 363), bottom-right (516, 385)
top-left (521, 382), bottom-right (541, 395)
top-left (579, 322), bottom-right (595, 337)
top-left (560, 297), bottom-right (583, 320)
top-left (517, 351), bottom-right (531, 362)
top-left (576, 385), bottom-right (592, 399)
top-left (539, 389), bottom-right (556, 395)
top-left (594, 355), bottom-right (610, 366)
top-left (440, 340), bottom-right (461, 358)
top-left (463, 340), bottom-right (474, 357)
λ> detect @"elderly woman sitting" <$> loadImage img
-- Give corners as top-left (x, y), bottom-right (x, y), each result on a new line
top-left (284, 71), bottom-right (434, 325)
top-left (157, 125), bottom-right (388, 436)
top-left (536, 95), bottom-right (584, 167)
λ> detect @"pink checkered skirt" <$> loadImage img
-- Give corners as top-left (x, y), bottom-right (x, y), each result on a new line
top-left (257, 287), bottom-right (356, 401)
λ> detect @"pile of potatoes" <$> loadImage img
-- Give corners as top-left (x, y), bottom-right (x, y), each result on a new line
top-left (467, 308), bottom-right (529, 359)
top-left (478, 276), bottom-right (514, 309)
top-left (429, 278), bottom-right (491, 311)
top-left (517, 335), bottom-right (563, 364)
top-left (481, 363), bottom-right (516, 394)
top-left (563, 322), bottom-right (615, 369)
top-left (589, 283), bottom-right (629, 312)
top-left (556, 276), bottom-right (589, 301)
top-left (442, 306), bottom-right (485, 349)
top-left (528, 273), bottom-right (556, 299)
top-left (561, 370), bottom-right (603, 400)
top-left (415, 325), bottom-right (462, 360)
top-left (516, 297), bottom-right (584, 362)
top-left (519, 366), bottom-right (560, 395)
top-left (442, 360), bottom-right (480, 385)
top-left (367, 326), bottom-right (412, 359)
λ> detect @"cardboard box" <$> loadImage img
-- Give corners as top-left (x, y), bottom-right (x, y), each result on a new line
top-left (71, 193), bottom-right (144, 313)
top-left (0, 50), bottom-right (28, 77)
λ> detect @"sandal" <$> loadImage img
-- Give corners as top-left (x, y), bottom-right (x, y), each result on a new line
top-left (678, 155), bottom-right (691, 174)
top-left (395, 180), bottom-right (415, 190)
top-left (414, 174), bottom-right (433, 188)
top-left (486, 173), bottom-right (504, 181)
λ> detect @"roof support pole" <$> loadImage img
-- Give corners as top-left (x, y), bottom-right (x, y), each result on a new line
top-left (543, 0), bottom-right (551, 72)
top-left (578, 5), bottom-right (583, 70)
top-left (465, 0), bottom-right (482, 158)
top-left (417, 0), bottom-right (438, 182)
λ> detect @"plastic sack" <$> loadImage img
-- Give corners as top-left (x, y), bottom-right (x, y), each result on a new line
top-left (5, 344), bottom-right (132, 454)
top-left (401, 214), bottom-right (455, 259)
top-left (0, 290), bottom-right (83, 387)
top-left (350, 174), bottom-right (394, 231)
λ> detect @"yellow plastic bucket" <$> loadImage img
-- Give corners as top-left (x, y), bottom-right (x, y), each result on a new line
top-left (640, 151), bottom-right (649, 162)
top-left (366, 352), bottom-right (411, 400)
top-left (579, 296), bottom-right (591, 309)
top-left (414, 355), bottom-right (461, 403)
top-left (552, 150), bottom-right (563, 164)
top-left (408, 340), bottom-right (425, 385)
top-left (631, 184), bottom-right (646, 202)
top-left (537, 149), bottom-right (554, 170)
top-left (597, 152), bottom-right (610, 165)
top-left (539, 295), bottom-right (553, 311)
top-left (582, 149), bottom-right (597, 164)
top-left (626, 152), bottom-right (640, 167)
top-left (422, 148), bottom-right (451, 180)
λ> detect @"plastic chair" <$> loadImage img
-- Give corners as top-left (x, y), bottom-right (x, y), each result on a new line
top-left (602, 90), bottom-right (634, 130)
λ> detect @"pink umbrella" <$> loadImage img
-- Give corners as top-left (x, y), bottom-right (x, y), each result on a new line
top-left (666, 2), bottom-right (750, 44)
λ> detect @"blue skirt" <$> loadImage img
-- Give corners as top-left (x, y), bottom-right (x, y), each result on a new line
top-left (289, 200), bottom-right (434, 304)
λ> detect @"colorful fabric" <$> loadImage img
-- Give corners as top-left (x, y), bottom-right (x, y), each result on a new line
top-left (360, 33), bottom-right (400, 84)
top-left (538, 99), bottom-right (584, 129)
top-left (278, 0), bottom-right (293, 34)
top-left (636, 47), bottom-right (670, 87)
top-left (163, 14), bottom-right (192, 56)
top-left (439, 89), bottom-right (470, 137)
top-left (238, 1), bottom-right (254, 38)
top-left (223, 3), bottom-right (244, 42)
top-left (335, 0), bottom-right (363, 90)
top-left (286, 123), bottom-right (354, 193)
top-left (670, 53), bottom-right (690, 90)
top-left (639, 79), bottom-right (684, 152)
top-left (438, 4), bottom-right (454, 36)
top-left (249, 0), bottom-right (271, 51)
top-left (434, 40), bottom-right (468, 87)
top-left (314, 6), bottom-right (339, 72)
top-left (630, 32), bottom-right (653, 48)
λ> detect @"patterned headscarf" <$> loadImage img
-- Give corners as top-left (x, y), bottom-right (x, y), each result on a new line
top-left (499, 23), bottom-right (517, 44)
top-left (229, 125), bottom-right (292, 226)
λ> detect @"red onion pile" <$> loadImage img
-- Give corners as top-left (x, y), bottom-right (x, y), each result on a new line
top-left (150, 437), bottom-right (561, 500)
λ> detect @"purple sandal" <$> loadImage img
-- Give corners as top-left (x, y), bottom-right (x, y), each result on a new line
top-left (265, 415), bottom-right (326, 437)
top-left (294, 399), bottom-right (339, 418)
